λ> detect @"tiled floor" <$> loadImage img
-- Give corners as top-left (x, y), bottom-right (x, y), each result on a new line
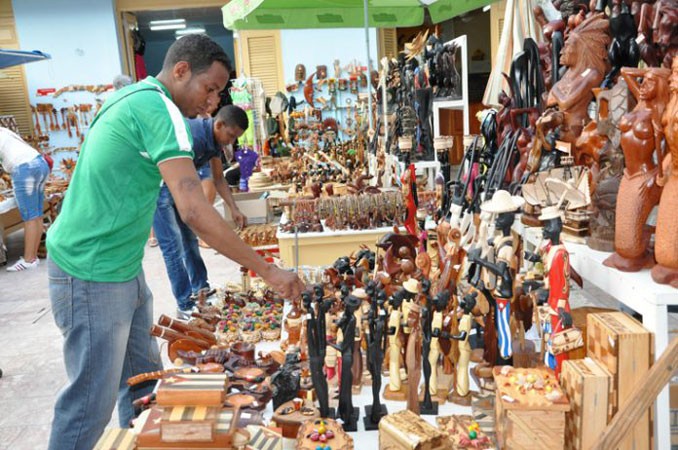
top-left (0, 229), bottom-right (676, 449)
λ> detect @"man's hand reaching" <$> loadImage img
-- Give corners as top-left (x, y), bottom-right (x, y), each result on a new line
top-left (231, 207), bottom-right (247, 229)
top-left (260, 265), bottom-right (306, 300)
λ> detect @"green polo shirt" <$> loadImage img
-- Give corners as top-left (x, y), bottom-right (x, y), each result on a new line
top-left (47, 77), bottom-right (194, 282)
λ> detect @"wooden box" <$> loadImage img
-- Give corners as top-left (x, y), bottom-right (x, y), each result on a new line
top-left (160, 406), bottom-right (220, 443)
top-left (137, 406), bottom-right (246, 449)
top-left (271, 400), bottom-right (320, 439)
top-left (436, 415), bottom-right (493, 449)
top-left (493, 366), bottom-right (570, 449)
top-left (586, 312), bottom-right (653, 450)
top-left (156, 373), bottom-right (228, 407)
top-left (245, 425), bottom-right (282, 450)
top-left (567, 307), bottom-right (616, 360)
top-left (560, 358), bottom-right (612, 450)
top-left (296, 419), bottom-right (353, 450)
top-left (378, 409), bottom-right (450, 450)
top-left (94, 428), bottom-right (136, 450)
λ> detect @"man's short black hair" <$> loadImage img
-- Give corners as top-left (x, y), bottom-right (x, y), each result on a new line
top-left (162, 34), bottom-right (232, 75)
top-left (215, 105), bottom-right (249, 131)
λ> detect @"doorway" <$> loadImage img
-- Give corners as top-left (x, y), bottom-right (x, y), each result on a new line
top-left (115, 2), bottom-right (235, 81)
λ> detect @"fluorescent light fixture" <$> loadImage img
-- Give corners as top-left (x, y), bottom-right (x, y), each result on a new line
top-left (149, 19), bottom-right (185, 26)
top-left (482, 4), bottom-right (491, 12)
top-left (149, 19), bottom-right (186, 31)
top-left (175, 27), bottom-right (206, 36)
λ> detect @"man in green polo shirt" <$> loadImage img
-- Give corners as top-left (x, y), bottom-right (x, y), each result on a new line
top-left (46, 35), bottom-right (304, 450)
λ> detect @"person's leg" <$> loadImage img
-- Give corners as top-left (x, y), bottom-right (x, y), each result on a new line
top-left (177, 208), bottom-right (210, 294)
top-left (117, 269), bottom-right (162, 426)
top-left (47, 258), bottom-right (139, 450)
top-left (23, 218), bottom-right (42, 262)
top-left (197, 164), bottom-right (216, 249)
top-left (152, 185), bottom-right (194, 311)
top-left (8, 157), bottom-right (48, 270)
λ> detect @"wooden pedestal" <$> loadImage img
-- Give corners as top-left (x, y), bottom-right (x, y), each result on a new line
top-left (493, 366), bottom-right (570, 449)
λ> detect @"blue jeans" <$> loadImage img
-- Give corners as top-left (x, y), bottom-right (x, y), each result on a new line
top-left (152, 184), bottom-right (209, 310)
top-left (12, 155), bottom-right (49, 221)
top-left (47, 258), bottom-right (162, 450)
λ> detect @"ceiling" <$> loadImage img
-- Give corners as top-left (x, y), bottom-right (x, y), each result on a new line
top-left (136, 7), bottom-right (227, 41)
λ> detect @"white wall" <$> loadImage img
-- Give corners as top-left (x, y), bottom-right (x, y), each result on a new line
top-left (13, 0), bottom-right (122, 105)
top-left (280, 28), bottom-right (378, 84)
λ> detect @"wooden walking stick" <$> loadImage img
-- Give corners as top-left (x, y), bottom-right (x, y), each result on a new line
top-left (590, 336), bottom-right (678, 450)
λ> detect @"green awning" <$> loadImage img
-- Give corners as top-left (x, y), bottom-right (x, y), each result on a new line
top-left (223, 0), bottom-right (497, 30)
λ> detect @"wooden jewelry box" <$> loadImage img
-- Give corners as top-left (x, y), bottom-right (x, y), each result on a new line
top-left (136, 405), bottom-right (248, 449)
top-left (155, 373), bottom-right (229, 407)
top-left (378, 409), bottom-right (450, 450)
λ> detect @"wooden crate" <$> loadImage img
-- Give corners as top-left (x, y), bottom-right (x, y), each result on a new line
top-left (493, 366), bottom-right (570, 449)
top-left (155, 373), bottom-right (228, 407)
top-left (560, 358), bottom-right (612, 450)
top-left (378, 409), bottom-right (450, 450)
top-left (586, 312), bottom-right (653, 450)
top-left (567, 306), bottom-right (616, 360)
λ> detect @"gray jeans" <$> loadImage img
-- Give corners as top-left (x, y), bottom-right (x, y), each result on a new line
top-left (47, 258), bottom-right (162, 450)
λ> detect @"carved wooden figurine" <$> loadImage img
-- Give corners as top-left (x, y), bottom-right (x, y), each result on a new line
top-left (448, 292), bottom-right (476, 406)
top-left (653, 58), bottom-right (678, 288)
top-left (468, 191), bottom-right (523, 369)
top-left (604, 67), bottom-right (671, 271)
top-left (545, 14), bottom-right (610, 144)
top-left (331, 295), bottom-right (361, 431)
top-left (282, 298), bottom-right (303, 351)
top-left (419, 279), bottom-right (438, 415)
top-left (304, 290), bottom-right (330, 418)
top-left (364, 283), bottom-right (388, 430)
top-left (523, 206), bottom-right (574, 379)
top-left (405, 301), bottom-right (422, 415)
top-left (384, 290), bottom-right (405, 400)
top-left (429, 291), bottom-right (450, 399)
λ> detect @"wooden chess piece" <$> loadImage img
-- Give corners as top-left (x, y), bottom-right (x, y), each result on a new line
top-left (604, 67), bottom-right (671, 272)
top-left (330, 295), bottom-right (361, 431)
top-left (652, 59), bottom-right (678, 287)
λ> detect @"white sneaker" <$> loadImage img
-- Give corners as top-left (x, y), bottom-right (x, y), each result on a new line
top-left (6, 257), bottom-right (39, 272)
top-left (176, 305), bottom-right (199, 321)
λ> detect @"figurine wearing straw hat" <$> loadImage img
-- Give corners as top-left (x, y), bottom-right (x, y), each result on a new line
top-left (467, 190), bottom-right (523, 367)
top-left (523, 205), bottom-right (573, 378)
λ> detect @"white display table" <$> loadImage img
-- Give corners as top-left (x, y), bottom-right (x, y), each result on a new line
top-left (519, 224), bottom-right (676, 450)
